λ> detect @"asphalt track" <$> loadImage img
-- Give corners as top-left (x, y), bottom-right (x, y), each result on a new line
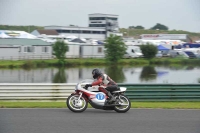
top-left (0, 108), bottom-right (199, 133)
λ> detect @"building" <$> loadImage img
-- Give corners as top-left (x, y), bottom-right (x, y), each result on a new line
top-left (140, 34), bottom-right (192, 42)
top-left (38, 13), bottom-right (122, 40)
top-left (88, 13), bottom-right (119, 31)
top-left (44, 26), bottom-right (106, 40)
top-left (0, 38), bottom-right (52, 60)
top-left (31, 29), bottom-right (59, 36)
top-left (80, 45), bottom-right (105, 58)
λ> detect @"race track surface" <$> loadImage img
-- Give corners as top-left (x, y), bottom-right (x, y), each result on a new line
top-left (0, 108), bottom-right (199, 133)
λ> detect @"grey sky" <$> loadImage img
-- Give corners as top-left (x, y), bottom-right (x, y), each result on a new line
top-left (0, 0), bottom-right (199, 32)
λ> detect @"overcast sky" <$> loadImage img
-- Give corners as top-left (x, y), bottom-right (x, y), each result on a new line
top-left (0, 0), bottom-right (199, 32)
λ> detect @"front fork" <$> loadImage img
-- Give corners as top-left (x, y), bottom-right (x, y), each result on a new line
top-left (71, 91), bottom-right (87, 101)
top-left (77, 92), bottom-right (83, 101)
top-left (115, 93), bottom-right (123, 103)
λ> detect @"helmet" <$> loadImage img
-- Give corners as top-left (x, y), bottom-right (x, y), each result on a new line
top-left (92, 69), bottom-right (102, 79)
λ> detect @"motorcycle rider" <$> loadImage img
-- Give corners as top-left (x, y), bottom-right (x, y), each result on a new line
top-left (85, 68), bottom-right (118, 103)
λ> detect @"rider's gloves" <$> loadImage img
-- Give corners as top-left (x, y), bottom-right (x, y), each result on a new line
top-left (85, 84), bottom-right (92, 88)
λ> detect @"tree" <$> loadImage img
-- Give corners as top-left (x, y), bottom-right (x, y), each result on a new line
top-left (128, 25), bottom-right (145, 29)
top-left (150, 23), bottom-right (169, 30)
top-left (104, 34), bottom-right (127, 63)
top-left (134, 25), bottom-right (145, 29)
top-left (0, 25), bottom-right (44, 33)
top-left (53, 67), bottom-right (67, 83)
top-left (128, 26), bottom-right (135, 29)
top-left (140, 43), bottom-right (157, 59)
top-left (140, 66), bottom-right (157, 81)
top-left (105, 65), bottom-right (125, 83)
top-left (52, 40), bottom-right (69, 65)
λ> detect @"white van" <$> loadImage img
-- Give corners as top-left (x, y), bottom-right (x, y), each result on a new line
top-left (124, 45), bottom-right (143, 58)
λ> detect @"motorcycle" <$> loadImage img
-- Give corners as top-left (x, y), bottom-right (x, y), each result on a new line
top-left (66, 80), bottom-right (131, 113)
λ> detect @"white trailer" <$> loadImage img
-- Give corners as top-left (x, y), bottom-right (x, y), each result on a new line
top-left (65, 44), bottom-right (80, 58)
top-left (80, 45), bottom-right (105, 58)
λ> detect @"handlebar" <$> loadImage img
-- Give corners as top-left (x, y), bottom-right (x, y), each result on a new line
top-left (83, 86), bottom-right (88, 90)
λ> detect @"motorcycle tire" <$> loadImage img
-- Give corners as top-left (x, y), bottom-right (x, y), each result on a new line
top-left (114, 95), bottom-right (131, 113)
top-left (67, 94), bottom-right (88, 113)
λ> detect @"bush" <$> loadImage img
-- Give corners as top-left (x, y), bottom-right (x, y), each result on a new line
top-left (140, 43), bottom-right (158, 59)
top-left (52, 40), bottom-right (69, 66)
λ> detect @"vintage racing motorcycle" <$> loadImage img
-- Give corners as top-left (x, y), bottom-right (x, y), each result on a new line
top-left (66, 80), bottom-right (131, 113)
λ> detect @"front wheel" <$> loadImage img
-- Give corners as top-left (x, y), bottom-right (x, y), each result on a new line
top-left (67, 94), bottom-right (88, 113)
top-left (114, 95), bottom-right (131, 113)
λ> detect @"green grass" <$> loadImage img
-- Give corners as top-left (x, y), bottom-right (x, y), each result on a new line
top-left (0, 101), bottom-right (200, 109)
top-left (0, 59), bottom-right (149, 68)
top-left (130, 102), bottom-right (200, 109)
top-left (0, 58), bottom-right (200, 69)
top-left (149, 58), bottom-right (200, 65)
top-left (120, 29), bottom-right (200, 40)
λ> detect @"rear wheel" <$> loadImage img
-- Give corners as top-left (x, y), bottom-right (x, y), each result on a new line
top-left (114, 95), bottom-right (131, 113)
top-left (67, 94), bottom-right (88, 113)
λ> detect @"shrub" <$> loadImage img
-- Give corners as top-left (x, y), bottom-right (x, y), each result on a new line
top-left (52, 40), bottom-right (69, 66)
top-left (104, 34), bottom-right (127, 63)
top-left (140, 43), bottom-right (157, 59)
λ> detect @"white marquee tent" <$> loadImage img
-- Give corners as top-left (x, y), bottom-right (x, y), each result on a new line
top-left (0, 30), bottom-right (37, 39)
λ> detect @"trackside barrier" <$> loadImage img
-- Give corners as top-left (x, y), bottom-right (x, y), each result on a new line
top-left (0, 84), bottom-right (75, 101)
top-left (0, 83), bottom-right (200, 101)
top-left (119, 84), bottom-right (200, 101)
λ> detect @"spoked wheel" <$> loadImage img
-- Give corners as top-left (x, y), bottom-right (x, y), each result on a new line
top-left (67, 94), bottom-right (88, 113)
top-left (114, 95), bottom-right (131, 113)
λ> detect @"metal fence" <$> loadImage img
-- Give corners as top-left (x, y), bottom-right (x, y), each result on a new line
top-left (0, 55), bottom-right (105, 60)
top-left (0, 83), bottom-right (75, 101)
top-left (119, 84), bottom-right (200, 101)
top-left (0, 83), bottom-right (200, 101)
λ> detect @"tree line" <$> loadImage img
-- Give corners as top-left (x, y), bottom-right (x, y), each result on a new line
top-left (129, 23), bottom-right (169, 30)
top-left (0, 23), bottom-right (168, 32)
top-left (0, 25), bottom-right (43, 33)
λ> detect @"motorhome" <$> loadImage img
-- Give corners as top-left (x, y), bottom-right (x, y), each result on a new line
top-left (182, 48), bottom-right (200, 58)
top-left (168, 49), bottom-right (189, 58)
top-left (169, 48), bottom-right (200, 58)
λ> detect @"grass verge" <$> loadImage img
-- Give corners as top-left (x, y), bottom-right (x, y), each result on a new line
top-left (0, 102), bottom-right (200, 109)
top-left (0, 59), bottom-right (149, 68)
top-left (0, 58), bottom-right (200, 69)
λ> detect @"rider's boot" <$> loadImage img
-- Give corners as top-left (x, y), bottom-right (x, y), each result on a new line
top-left (107, 92), bottom-right (115, 103)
